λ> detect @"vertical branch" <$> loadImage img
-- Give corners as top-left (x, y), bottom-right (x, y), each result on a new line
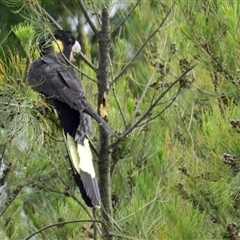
top-left (97, 5), bottom-right (113, 240)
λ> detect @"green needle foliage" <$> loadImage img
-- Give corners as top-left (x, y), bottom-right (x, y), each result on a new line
top-left (1, 1), bottom-right (240, 240)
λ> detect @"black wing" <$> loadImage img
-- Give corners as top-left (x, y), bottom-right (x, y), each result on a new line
top-left (28, 57), bottom-right (87, 110)
top-left (28, 57), bottom-right (113, 135)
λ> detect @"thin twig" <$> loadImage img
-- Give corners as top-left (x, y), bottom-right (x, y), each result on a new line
top-left (0, 184), bottom-right (26, 218)
top-left (44, 131), bottom-right (64, 142)
top-left (110, 4), bottom-right (174, 86)
top-left (62, 44), bottom-right (97, 75)
top-left (101, 206), bottom-right (122, 232)
top-left (0, 102), bottom-right (36, 108)
top-left (35, 181), bottom-right (70, 195)
top-left (79, 69), bottom-right (98, 83)
top-left (70, 193), bottom-right (102, 236)
top-left (70, 194), bottom-right (95, 219)
top-left (79, 51), bottom-right (97, 72)
top-left (187, 105), bottom-right (196, 158)
top-left (109, 233), bottom-right (139, 240)
top-left (137, 70), bottom-right (196, 127)
top-left (195, 86), bottom-right (215, 96)
top-left (108, 53), bottom-right (127, 127)
top-left (92, 208), bottom-right (98, 240)
top-left (0, 142), bottom-right (8, 164)
top-left (110, 0), bottom-right (141, 38)
top-left (112, 84), bottom-right (127, 127)
top-left (137, 88), bottom-right (182, 127)
top-left (117, 196), bottom-right (162, 223)
top-left (77, 0), bottom-right (99, 35)
top-left (24, 219), bottom-right (102, 240)
top-left (176, 104), bottom-right (197, 159)
top-left (86, 133), bottom-right (99, 157)
top-left (109, 64), bottom-right (196, 149)
top-left (35, 4), bottom-right (62, 30)
top-left (134, 66), bottom-right (158, 117)
top-left (89, 0), bottom-right (102, 26)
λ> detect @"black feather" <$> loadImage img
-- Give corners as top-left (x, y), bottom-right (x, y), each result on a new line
top-left (28, 30), bottom-right (113, 140)
top-left (28, 30), bottom-right (110, 207)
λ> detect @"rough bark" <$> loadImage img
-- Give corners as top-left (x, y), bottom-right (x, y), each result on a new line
top-left (97, 6), bottom-right (113, 240)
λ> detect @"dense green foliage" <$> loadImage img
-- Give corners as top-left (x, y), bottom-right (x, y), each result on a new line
top-left (1, 0), bottom-right (240, 239)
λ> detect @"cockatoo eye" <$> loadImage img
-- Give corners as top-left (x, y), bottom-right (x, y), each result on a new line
top-left (67, 38), bottom-right (74, 45)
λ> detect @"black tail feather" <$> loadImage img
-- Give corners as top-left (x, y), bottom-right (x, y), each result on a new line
top-left (72, 170), bottom-right (93, 207)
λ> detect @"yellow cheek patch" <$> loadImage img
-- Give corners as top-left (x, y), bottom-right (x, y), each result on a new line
top-left (52, 40), bottom-right (64, 53)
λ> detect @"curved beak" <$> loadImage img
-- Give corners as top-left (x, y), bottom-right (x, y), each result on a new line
top-left (70, 40), bottom-right (81, 62)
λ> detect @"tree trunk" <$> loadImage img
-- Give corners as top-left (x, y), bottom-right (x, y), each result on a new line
top-left (97, 6), bottom-right (113, 240)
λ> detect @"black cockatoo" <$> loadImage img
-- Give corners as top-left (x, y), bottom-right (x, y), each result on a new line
top-left (28, 30), bottom-right (112, 207)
